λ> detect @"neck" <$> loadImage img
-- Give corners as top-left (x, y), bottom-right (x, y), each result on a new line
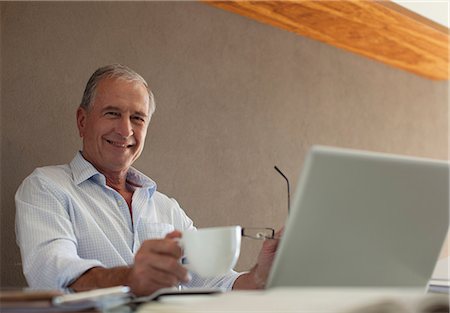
top-left (80, 151), bottom-right (130, 192)
top-left (105, 173), bottom-right (128, 192)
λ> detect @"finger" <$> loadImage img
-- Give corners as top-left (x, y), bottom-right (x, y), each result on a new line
top-left (273, 227), bottom-right (284, 239)
top-left (147, 267), bottom-right (182, 287)
top-left (130, 265), bottom-right (180, 295)
top-left (149, 254), bottom-right (190, 282)
top-left (262, 238), bottom-right (279, 253)
top-left (135, 247), bottom-right (189, 283)
top-left (137, 240), bottom-right (186, 275)
top-left (262, 229), bottom-right (283, 253)
top-left (165, 230), bottom-right (182, 239)
top-left (141, 239), bottom-right (183, 259)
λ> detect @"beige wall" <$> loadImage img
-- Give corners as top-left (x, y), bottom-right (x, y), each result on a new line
top-left (1, 2), bottom-right (448, 287)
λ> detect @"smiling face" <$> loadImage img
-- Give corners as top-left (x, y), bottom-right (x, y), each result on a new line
top-left (77, 77), bottom-right (151, 176)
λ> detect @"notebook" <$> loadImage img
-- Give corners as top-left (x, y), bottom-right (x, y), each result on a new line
top-left (267, 145), bottom-right (449, 289)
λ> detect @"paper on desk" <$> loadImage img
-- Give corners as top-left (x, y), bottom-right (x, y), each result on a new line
top-left (434, 228), bottom-right (449, 279)
top-left (431, 256), bottom-right (449, 281)
top-left (428, 231), bottom-right (449, 294)
top-left (429, 255), bottom-right (449, 294)
top-left (136, 288), bottom-right (448, 313)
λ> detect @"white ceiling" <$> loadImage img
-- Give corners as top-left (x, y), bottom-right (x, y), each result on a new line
top-left (392, 0), bottom-right (449, 28)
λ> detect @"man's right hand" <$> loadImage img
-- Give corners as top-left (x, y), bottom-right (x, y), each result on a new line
top-left (127, 230), bottom-right (190, 296)
top-left (69, 230), bottom-right (189, 297)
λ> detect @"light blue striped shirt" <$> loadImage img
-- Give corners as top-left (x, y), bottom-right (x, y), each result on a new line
top-left (15, 152), bottom-right (240, 291)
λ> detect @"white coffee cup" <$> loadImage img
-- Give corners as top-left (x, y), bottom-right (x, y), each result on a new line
top-left (179, 226), bottom-right (242, 278)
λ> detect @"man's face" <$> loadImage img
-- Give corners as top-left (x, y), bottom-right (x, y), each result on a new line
top-left (77, 78), bottom-right (151, 175)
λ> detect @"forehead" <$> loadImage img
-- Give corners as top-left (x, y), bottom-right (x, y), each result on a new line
top-left (93, 78), bottom-right (150, 112)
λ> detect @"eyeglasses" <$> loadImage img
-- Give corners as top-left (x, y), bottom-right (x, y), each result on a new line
top-left (241, 227), bottom-right (276, 240)
top-left (241, 166), bottom-right (290, 240)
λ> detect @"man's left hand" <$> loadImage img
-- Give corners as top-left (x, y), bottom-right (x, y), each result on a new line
top-left (233, 227), bottom-right (284, 289)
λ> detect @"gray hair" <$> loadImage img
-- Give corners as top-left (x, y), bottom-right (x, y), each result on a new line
top-left (80, 64), bottom-right (156, 115)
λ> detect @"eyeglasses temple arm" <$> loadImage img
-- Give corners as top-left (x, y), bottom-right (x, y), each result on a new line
top-left (274, 165), bottom-right (290, 213)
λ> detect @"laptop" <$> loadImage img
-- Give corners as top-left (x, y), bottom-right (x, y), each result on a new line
top-left (267, 145), bottom-right (449, 289)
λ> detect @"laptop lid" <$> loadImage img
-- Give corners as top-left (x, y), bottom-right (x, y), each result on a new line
top-left (267, 146), bottom-right (449, 288)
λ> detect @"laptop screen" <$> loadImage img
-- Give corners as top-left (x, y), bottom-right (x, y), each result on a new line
top-left (267, 146), bottom-right (449, 288)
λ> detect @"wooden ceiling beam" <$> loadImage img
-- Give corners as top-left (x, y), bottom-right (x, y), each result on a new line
top-left (204, 0), bottom-right (449, 80)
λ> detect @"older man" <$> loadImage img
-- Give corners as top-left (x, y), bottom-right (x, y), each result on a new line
top-left (15, 64), bottom-right (280, 296)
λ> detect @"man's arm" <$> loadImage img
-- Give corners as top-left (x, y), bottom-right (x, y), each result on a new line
top-left (15, 174), bottom-right (107, 289)
top-left (69, 267), bottom-right (131, 291)
top-left (71, 228), bottom-right (282, 293)
top-left (70, 231), bottom-right (190, 296)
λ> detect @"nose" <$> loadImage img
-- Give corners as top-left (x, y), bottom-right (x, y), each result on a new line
top-left (116, 116), bottom-right (133, 138)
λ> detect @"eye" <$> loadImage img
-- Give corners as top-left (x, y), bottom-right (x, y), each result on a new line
top-left (105, 111), bottom-right (120, 117)
top-left (132, 116), bottom-right (146, 124)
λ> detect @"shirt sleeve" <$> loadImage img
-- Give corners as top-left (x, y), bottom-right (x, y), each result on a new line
top-left (15, 172), bottom-right (104, 289)
top-left (183, 270), bottom-right (244, 291)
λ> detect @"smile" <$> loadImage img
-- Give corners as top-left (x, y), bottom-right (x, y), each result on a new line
top-left (106, 139), bottom-right (134, 148)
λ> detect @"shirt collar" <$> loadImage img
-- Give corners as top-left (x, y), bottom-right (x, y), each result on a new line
top-left (70, 151), bottom-right (157, 191)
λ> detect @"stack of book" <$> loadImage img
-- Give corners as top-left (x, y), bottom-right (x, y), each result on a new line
top-left (0, 286), bottom-right (130, 312)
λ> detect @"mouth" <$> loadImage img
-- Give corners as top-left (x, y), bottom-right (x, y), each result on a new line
top-left (106, 139), bottom-right (134, 148)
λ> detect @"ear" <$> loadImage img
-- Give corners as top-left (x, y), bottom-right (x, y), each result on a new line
top-left (76, 107), bottom-right (87, 138)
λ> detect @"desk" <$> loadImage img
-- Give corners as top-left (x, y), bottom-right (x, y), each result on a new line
top-left (136, 288), bottom-right (449, 313)
top-left (2, 288), bottom-right (447, 312)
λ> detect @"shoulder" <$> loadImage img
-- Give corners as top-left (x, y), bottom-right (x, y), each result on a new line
top-left (17, 164), bottom-right (73, 195)
top-left (15, 163), bottom-right (77, 210)
top-left (27, 164), bottom-right (72, 184)
top-left (34, 164), bottom-right (71, 177)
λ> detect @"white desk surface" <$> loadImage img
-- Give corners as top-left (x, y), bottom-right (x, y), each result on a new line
top-left (136, 287), bottom-right (447, 313)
